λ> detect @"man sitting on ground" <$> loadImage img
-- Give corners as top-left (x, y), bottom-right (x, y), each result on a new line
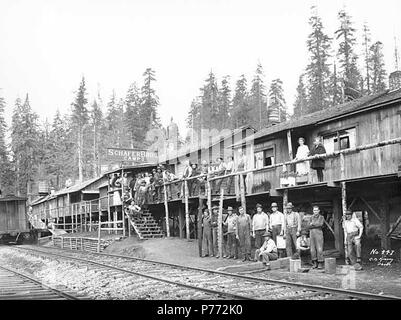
top-left (254, 230), bottom-right (278, 270)
top-left (296, 230), bottom-right (311, 263)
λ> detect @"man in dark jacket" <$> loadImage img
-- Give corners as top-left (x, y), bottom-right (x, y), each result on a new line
top-left (309, 136), bottom-right (326, 182)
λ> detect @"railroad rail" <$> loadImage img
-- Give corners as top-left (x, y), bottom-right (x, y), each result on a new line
top-left (0, 264), bottom-right (79, 300)
top-left (12, 245), bottom-right (400, 300)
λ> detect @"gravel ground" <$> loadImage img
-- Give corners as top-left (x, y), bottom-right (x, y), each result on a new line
top-left (0, 247), bottom-right (221, 300)
top-left (104, 237), bottom-right (401, 298)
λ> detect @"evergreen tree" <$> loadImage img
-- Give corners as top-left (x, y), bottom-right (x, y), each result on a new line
top-left (330, 62), bottom-right (343, 106)
top-left (267, 79), bottom-right (287, 123)
top-left (48, 110), bottom-right (73, 188)
top-left (186, 98), bottom-right (202, 132)
top-left (141, 68), bottom-right (161, 133)
top-left (335, 9), bottom-right (362, 101)
top-left (249, 63), bottom-right (267, 129)
top-left (199, 71), bottom-right (219, 130)
top-left (293, 74), bottom-right (308, 117)
top-left (125, 82), bottom-right (142, 148)
top-left (10, 95), bottom-right (40, 196)
top-left (90, 99), bottom-right (103, 177)
top-left (305, 7), bottom-right (332, 111)
top-left (362, 23), bottom-right (372, 95)
top-left (71, 77), bottom-right (89, 182)
top-left (217, 76), bottom-right (232, 130)
top-left (0, 93), bottom-right (13, 194)
top-left (231, 75), bottom-right (251, 128)
top-left (369, 41), bottom-right (387, 93)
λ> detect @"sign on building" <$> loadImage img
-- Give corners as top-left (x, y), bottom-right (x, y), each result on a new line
top-left (106, 148), bottom-right (158, 164)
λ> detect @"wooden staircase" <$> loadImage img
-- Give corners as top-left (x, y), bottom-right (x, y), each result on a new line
top-left (126, 209), bottom-right (164, 240)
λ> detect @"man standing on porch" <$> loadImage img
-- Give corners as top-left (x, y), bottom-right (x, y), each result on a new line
top-left (269, 202), bottom-right (285, 243)
top-left (236, 206), bottom-right (252, 262)
top-left (224, 206), bottom-right (238, 259)
top-left (252, 204), bottom-right (269, 251)
top-left (308, 205), bottom-right (325, 269)
top-left (284, 202), bottom-right (301, 258)
top-left (343, 210), bottom-right (363, 266)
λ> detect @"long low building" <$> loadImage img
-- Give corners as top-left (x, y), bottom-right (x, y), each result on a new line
top-left (30, 71), bottom-right (401, 256)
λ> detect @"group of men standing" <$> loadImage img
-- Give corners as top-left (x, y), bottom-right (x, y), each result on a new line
top-left (201, 202), bottom-right (364, 270)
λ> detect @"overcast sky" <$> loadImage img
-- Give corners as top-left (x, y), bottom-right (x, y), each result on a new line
top-left (0, 0), bottom-right (400, 136)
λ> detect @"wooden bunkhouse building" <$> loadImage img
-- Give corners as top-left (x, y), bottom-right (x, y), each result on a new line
top-left (29, 74), bottom-right (401, 258)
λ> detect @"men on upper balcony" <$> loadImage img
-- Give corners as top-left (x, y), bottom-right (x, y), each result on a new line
top-left (225, 156), bottom-right (235, 194)
top-left (309, 136), bottom-right (327, 182)
top-left (214, 157), bottom-right (226, 195)
top-left (294, 137), bottom-right (310, 176)
top-left (236, 149), bottom-right (248, 193)
top-left (180, 160), bottom-right (192, 198)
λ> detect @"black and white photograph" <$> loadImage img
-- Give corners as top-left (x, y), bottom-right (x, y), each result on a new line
top-left (0, 0), bottom-right (400, 312)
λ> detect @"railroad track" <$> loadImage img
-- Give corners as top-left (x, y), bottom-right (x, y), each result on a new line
top-left (12, 245), bottom-right (400, 300)
top-left (0, 264), bottom-right (79, 300)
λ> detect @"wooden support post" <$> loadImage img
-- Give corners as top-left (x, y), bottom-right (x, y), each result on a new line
top-left (107, 196), bottom-right (111, 235)
top-left (287, 130), bottom-right (293, 160)
top-left (163, 184), bottom-right (170, 237)
top-left (239, 174), bottom-right (246, 213)
top-left (184, 180), bottom-right (190, 240)
top-left (97, 218), bottom-right (101, 253)
top-left (89, 202), bottom-right (92, 232)
top-left (198, 197), bottom-right (204, 257)
top-left (333, 198), bottom-right (345, 256)
top-left (340, 153), bottom-right (347, 214)
top-left (63, 206), bottom-right (66, 231)
top-left (207, 180), bottom-right (212, 212)
top-left (61, 236), bottom-right (64, 249)
top-left (218, 188), bottom-right (224, 259)
top-left (341, 182), bottom-right (347, 214)
top-left (178, 205), bottom-right (184, 239)
top-left (283, 189), bottom-right (288, 235)
top-left (379, 193), bottom-right (391, 250)
top-left (71, 206), bottom-right (74, 233)
top-left (114, 211), bottom-right (117, 235)
top-left (122, 208), bottom-right (126, 237)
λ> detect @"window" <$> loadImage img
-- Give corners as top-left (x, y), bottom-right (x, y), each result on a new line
top-left (254, 147), bottom-right (275, 168)
top-left (263, 148), bottom-right (275, 166)
top-left (323, 127), bottom-right (356, 153)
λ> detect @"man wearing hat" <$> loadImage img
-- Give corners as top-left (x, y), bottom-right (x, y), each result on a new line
top-left (224, 206), bottom-right (238, 259)
top-left (342, 209), bottom-right (363, 266)
top-left (202, 208), bottom-right (214, 257)
top-left (296, 230), bottom-right (311, 262)
top-left (252, 204), bottom-right (270, 251)
top-left (254, 231), bottom-right (278, 269)
top-left (284, 202), bottom-right (302, 259)
top-left (308, 205), bottom-right (325, 269)
top-left (236, 206), bottom-right (252, 261)
top-left (211, 206), bottom-right (220, 257)
top-left (269, 202), bottom-right (285, 244)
